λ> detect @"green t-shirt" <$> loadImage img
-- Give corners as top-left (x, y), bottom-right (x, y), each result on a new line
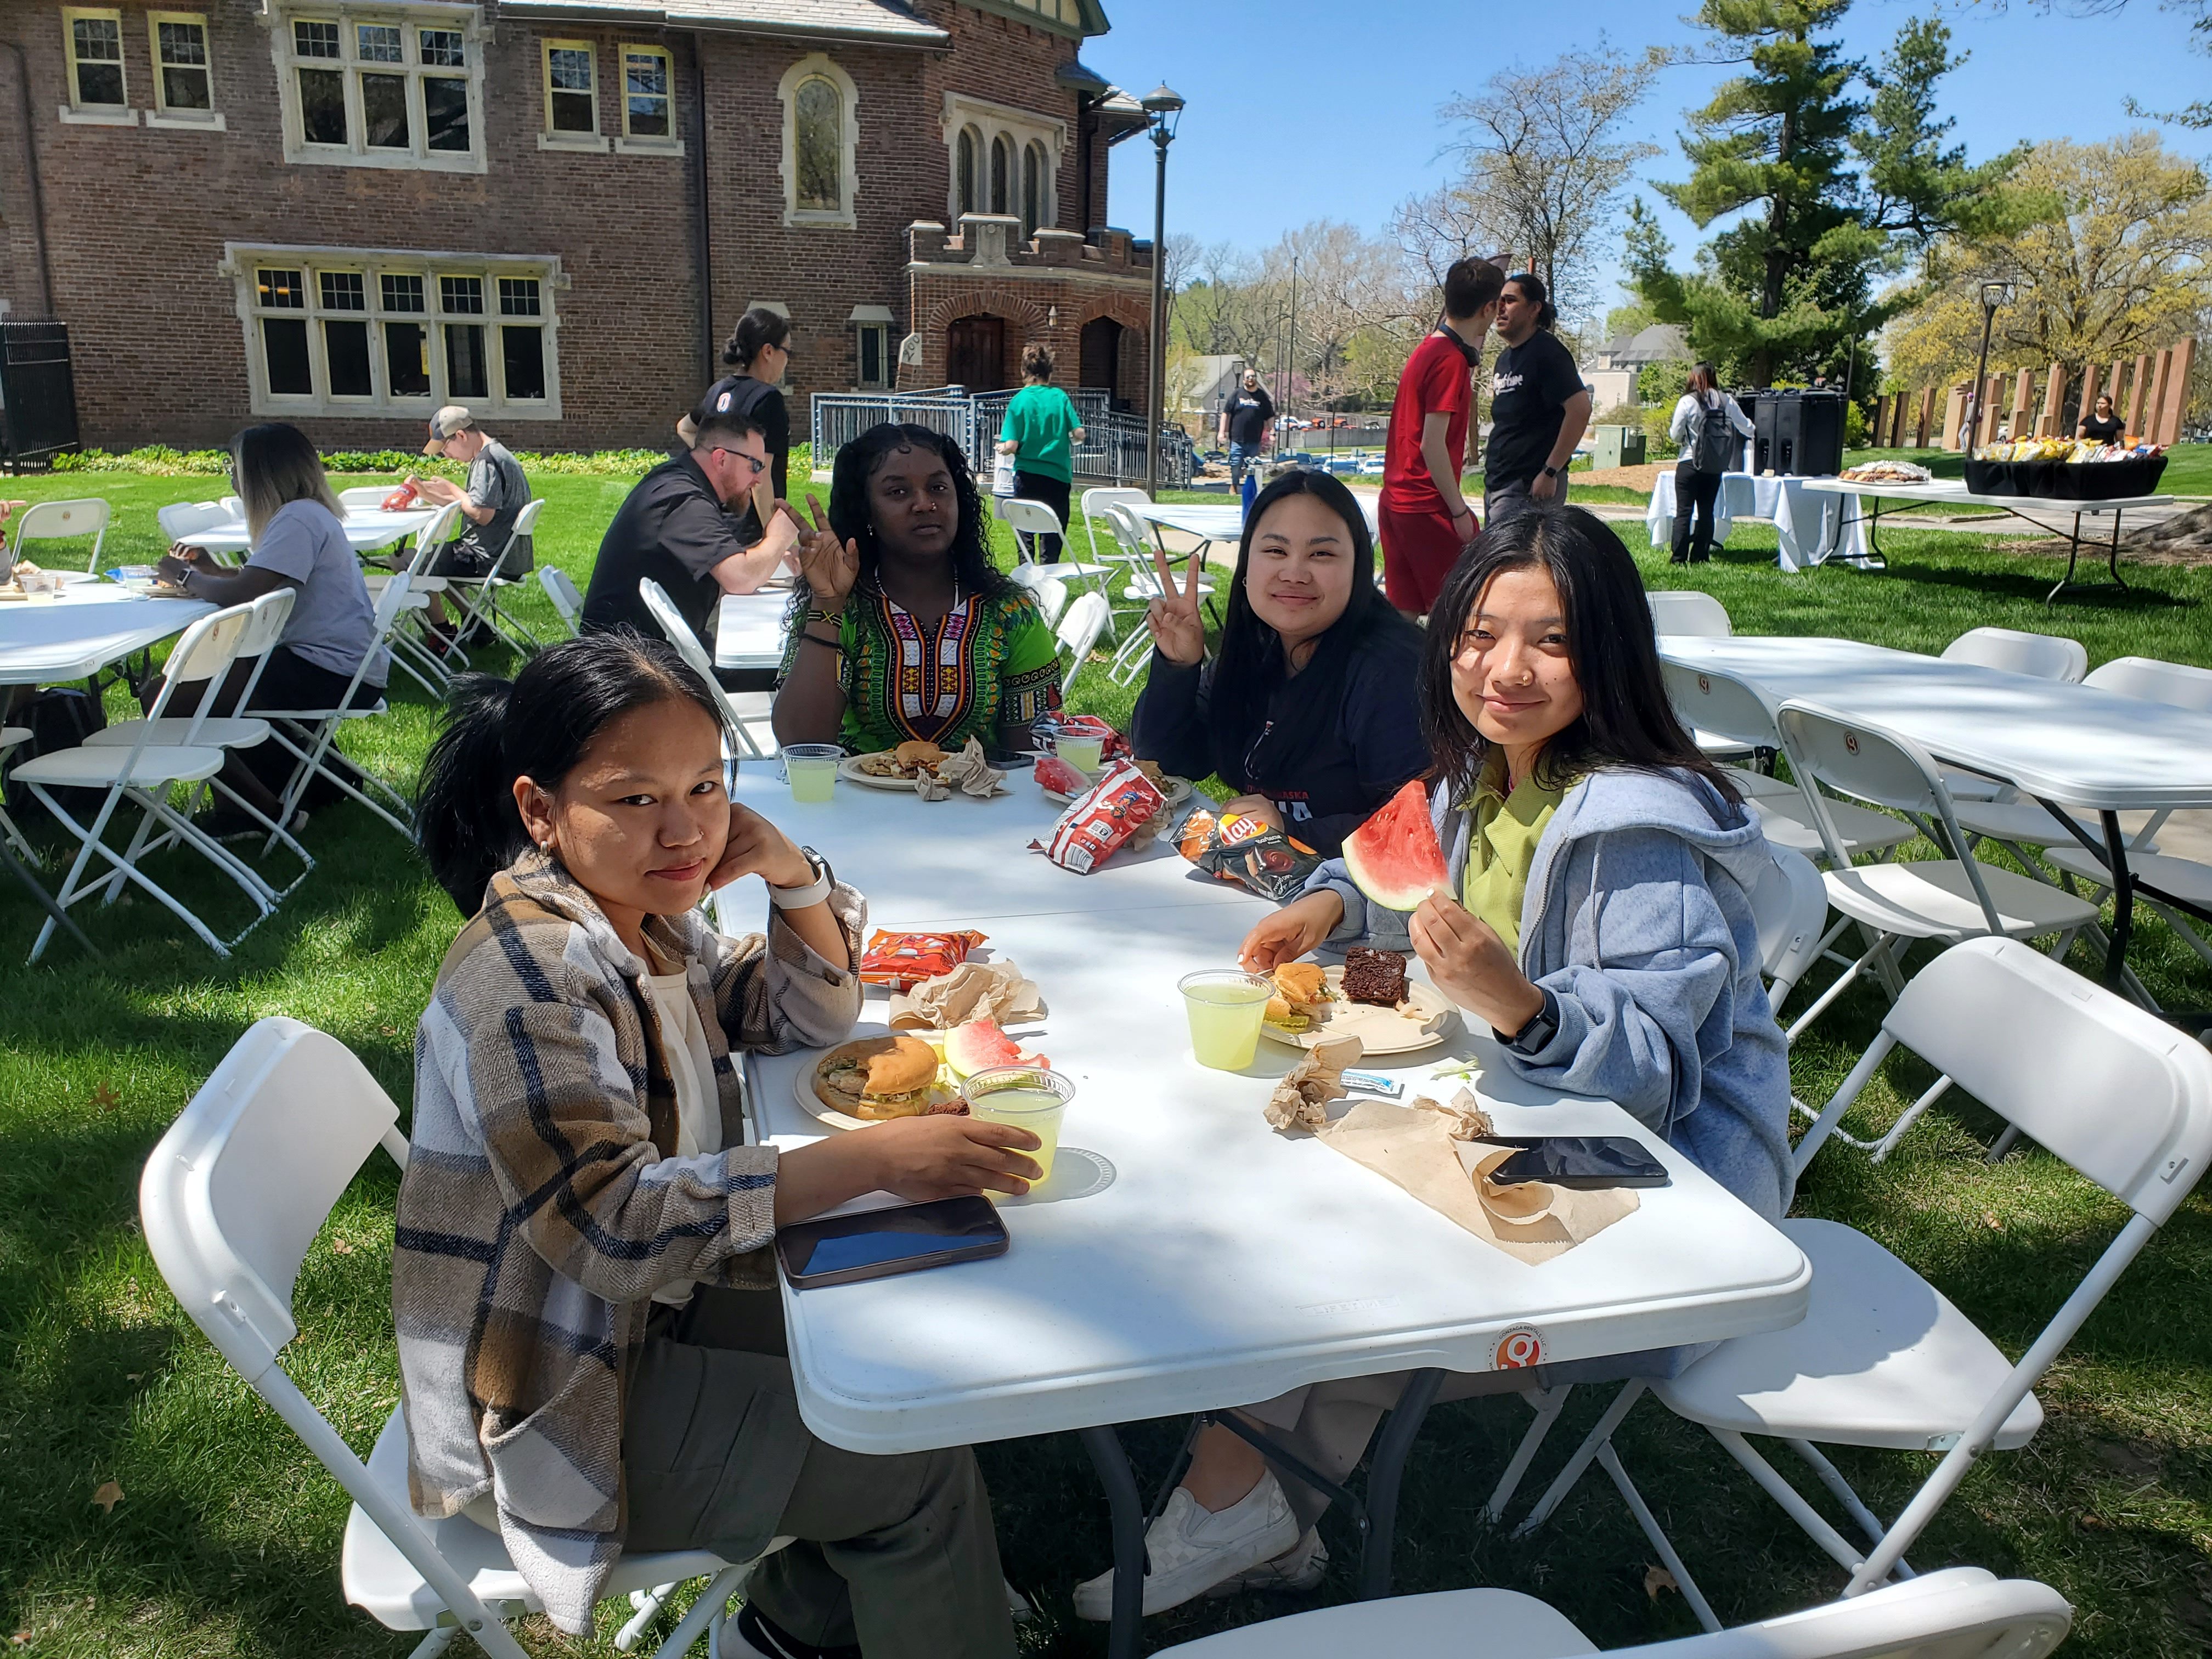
top-left (998, 383), bottom-right (1084, 483)
top-left (1459, 749), bottom-right (1566, 958)
top-left (778, 585), bottom-right (1065, 754)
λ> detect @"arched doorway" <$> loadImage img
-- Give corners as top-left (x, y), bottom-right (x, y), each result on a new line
top-left (1080, 315), bottom-right (1124, 409)
top-left (946, 314), bottom-right (1007, 392)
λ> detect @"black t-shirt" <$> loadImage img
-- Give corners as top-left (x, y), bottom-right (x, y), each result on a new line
top-left (1222, 386), bottom-right (1275, 447)
top-left (580, 453), bottom-right (742, 648)
top-left (1484, 330), bottom-right (1584, 492)
top-left (2079, 414), bottom-right (2124, 444)
top-left (693, 374), bottom-right (790, 503)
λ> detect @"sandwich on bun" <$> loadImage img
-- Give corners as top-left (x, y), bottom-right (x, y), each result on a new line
top-left (815, 1034), bottom-right (942, 1119)
top-left (894, 740), bottom-right (947, 774)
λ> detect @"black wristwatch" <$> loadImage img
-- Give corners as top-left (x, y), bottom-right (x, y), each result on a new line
top-left (1540, 465), bottom-right (1561, 479)
top-left (1499, 989), bottom-right (1559, 1056)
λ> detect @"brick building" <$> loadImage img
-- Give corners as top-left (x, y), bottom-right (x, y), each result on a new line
top-left (0, 0), bottom-right (1158, 453)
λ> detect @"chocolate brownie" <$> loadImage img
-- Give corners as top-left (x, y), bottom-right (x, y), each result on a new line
top-left (1341, 946), bottom-right (1408, 1007)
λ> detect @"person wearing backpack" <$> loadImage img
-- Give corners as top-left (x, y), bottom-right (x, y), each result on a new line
top-left (1667, 363), bottom-right (1753, 565)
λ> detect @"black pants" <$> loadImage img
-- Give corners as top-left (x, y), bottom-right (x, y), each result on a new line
top-left (1672, 462), bottom-right (1724, 563)
top-left (1012, 470), bottom-right (1071, 563)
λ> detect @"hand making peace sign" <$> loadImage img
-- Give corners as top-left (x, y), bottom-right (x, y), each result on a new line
top-left (796, 494), bottom-right (861, 607)
top-left (1144, 546), bottom-right (1207, 666)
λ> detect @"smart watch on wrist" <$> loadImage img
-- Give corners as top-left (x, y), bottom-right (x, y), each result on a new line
top-left (768, 847), bottom-right (834, 910)
top-left (1499, 988), bottom-right (1559, 1056)
top-left (1541, 465), bottom-right (1561, 479)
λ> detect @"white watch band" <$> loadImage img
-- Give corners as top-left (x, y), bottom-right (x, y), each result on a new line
top-left (768, 852), bottom-right (833, 910)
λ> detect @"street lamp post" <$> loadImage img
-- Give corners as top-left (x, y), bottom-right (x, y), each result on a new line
top-left (1968, 280), bottom-right (2016, 453)
top-left (1141, 83), bottom-right (1183, 496)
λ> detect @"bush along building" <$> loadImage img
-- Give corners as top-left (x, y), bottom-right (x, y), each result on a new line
top-left (0, 0), bottom-right (1159, 453)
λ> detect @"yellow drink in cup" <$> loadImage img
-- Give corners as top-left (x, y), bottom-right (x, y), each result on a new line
top-left (1178, 970), bottom-right (1276, 1070)
top-left (784, 743), bottom-right (842, 804)
top-left (1057, 734), bottom-right (1104, 772)
top-left (961, 1065), bottom-right (1075, 1186)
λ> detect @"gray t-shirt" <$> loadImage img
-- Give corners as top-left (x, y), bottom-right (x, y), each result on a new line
top-left (461, 438), bottom-right (532, 572)
top-left (249, 498), bottom-right (390, 686)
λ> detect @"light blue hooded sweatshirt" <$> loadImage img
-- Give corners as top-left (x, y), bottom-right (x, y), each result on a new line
top-left (1303, 765), bottom-right (1796, 1225)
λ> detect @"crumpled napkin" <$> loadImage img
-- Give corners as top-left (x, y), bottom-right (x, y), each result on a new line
top-left (1264, 1035), bottom-right (1364, 1132)
top-left (888, 959), bottom-right (1047, 1029)
top-left (1409, 1086), bottom-right (1494, 1142)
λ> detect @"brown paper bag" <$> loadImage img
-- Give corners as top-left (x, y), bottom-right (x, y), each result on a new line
top-left (888, 960), bottom-right (1046, 1030)
top-left (1314, 1099), bottom-right (1639, 1265)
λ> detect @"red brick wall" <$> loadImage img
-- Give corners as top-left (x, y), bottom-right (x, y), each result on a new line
top-left (0, 0), bottom-right (1149, 454)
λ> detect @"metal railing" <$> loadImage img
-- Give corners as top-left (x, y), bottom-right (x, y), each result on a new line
top-left (811, 387), bottom-right (1192, 487)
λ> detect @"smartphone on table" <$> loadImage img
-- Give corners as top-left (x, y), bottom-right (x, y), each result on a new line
top-left (777, 1195), bottom-right (1009, 1289)
top-left (1486, 1137), bottom-right (1671, 1189)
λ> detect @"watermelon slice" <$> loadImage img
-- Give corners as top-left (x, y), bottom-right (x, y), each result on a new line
top-left (1342, 778), bottom-right (1449, 911)
top-left (1035, 754), bottom-right (1090, 794)
top-left (943, 1018), bottom-right (1049, 1079)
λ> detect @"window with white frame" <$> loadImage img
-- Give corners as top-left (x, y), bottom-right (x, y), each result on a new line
top-left (61, 8), bottom-right (131, 120)
top-left (148, 12), bottom-right (221, 124)
top-left (941, 94), bottom-right (1060, 235)
top-left (271, 5), bottom-right (484, 172)
top-left (619, 45), bottom-right (677, 148)
top-left (850, 306), bottom-right (895, 391)
top-left (541, 39), bottom-right (599, 144)
top-left (776, 54), bottom-right (857, 228)
top-left (229, 246), bottom-right (560, 417)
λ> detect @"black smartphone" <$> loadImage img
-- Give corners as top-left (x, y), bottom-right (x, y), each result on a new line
top-left (1487, 1137), bottom-right (1671, 1189)
top-left (776, 1195), bottom-right (1010, 1289)
top-left (985, 748), bottom-right (1035, 770)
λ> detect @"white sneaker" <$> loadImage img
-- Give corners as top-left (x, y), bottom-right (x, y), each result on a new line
top-left (1205, 1526), bottom-right (1330, 1596)
top-left (1071, 1471), bottom-right (1300, 1621)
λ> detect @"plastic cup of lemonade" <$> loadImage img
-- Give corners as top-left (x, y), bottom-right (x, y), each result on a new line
top-left (783, 743), bottom-right (842, 804)
top-left (961, 1064), bottom-right (1074, 1187)
top-left (1057, 733), bottom-right (1105, 773)
top-left (1178, 969), bottom-right (1276, 1071)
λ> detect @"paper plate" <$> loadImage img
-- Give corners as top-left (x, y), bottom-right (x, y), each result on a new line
top-left (836, 754), bottom-right (1009, 797)
top-left (1257, 964), bottom-right (1457, 1056)
top-left (794, 1033), bottom-right (965, 1131)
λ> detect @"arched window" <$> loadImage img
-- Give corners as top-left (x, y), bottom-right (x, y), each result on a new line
top-left (794, 77), bottom-right (840, 212)
top-left (778, 53), bottom-right (857, 227)
top-left (955, 126), bottom-right (978, 219)
top-left (989, 134), bottom-right (1011, 215)
top-left (1020, 141), bottom-right (1042, 238)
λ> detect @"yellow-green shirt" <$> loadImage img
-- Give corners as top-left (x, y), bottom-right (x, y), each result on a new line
top-left (1460, 750), bottom-right (1566, 958)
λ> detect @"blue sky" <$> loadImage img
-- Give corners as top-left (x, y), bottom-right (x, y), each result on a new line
top-left (1085, 0), bottom-right (2212, 312)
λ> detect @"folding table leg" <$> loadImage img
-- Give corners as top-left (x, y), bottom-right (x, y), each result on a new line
top-left (1485, 1386), bottom-right (1572, 1521)
top-left (1078, 1425), bottom-right (1147, 1659)
top-left (1358, 1367), bottom-right (1444, 1599)
top-left (2099, 810), bottom-right (2135, 990)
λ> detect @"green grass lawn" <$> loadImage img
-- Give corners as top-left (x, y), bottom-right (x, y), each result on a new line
top-left (2, 472), bottom-right (2210, 1656)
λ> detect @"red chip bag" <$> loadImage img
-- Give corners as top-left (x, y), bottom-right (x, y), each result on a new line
top-left (859, 929), bottom-right (988, 991)
top-left (382, 479), bottom-right (420, 511)
top-left (1030, 760), bottom-right (1166, 874)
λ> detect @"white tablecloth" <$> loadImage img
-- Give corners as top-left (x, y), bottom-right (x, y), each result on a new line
top-left (185, 505), bottom-right (439, 556)
top-left (718, 767), bottom-right (1809, 1454)
top-left (1646, 472), bottom-right (1870, 571)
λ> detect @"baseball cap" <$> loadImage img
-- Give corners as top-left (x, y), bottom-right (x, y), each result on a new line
top-left (422, 405), bottom-right (474, 454)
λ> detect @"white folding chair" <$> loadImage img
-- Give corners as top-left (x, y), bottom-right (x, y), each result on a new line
top-left (1658, 663), bottom-right (1914, 866)
top-left (157, 500), bottom-right (236, 545)
top-left (1771, 699), bottom-right (2099, 1056)
top-left (540, 566), bottom-right (585, 637)
top-left (1644, 589), bottom-right (1732, 638)
top-left (1079, 486), bottom-right (1155, 644)
top-left (1056, 591), bottom-right (1110, 697)
top-left (1007, 561), bottom-right (1069, 627)
top-left (140, 1017), bottom-right (787, 1659)
top-left (1105, 503), bottom-right (1216, 687)
top-left (639, 578), bottom-right (773, 763)
top-left (255, 577), bottom-right (423, 845)
top-left (9, 496), bottom-right (112, 573)
top-left (1155, 1566), bottom-right (2070, 1658)
top-left (12, 603), bottom-right (284, 961)
top-left (85, 588), bottom-right (314, 894)
top-left (1515, 939), bottom-right (2210, 1628)
top-left (1935, 629), bottom-right (2089, 801)
top-left (373, 504), bottom-right (465, 695)
top-left (444, 498), bottom-right (546, 652)
top-left (338, 484), bottom-right (394, 509)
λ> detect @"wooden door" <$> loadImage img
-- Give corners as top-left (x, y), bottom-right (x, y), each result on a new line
top-left (946, 315), bottom-right (1006, 392)
top-left (1079, 317), bottom-right (1122, 407)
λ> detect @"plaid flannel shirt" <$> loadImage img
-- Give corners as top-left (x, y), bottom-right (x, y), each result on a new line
top-left (392, 849), bottom-right (863, 1634)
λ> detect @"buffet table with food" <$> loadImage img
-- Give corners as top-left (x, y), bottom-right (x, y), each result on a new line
top-left (713, 747), bottom-right (1811, 1659)
top-left (1642, 471), bottom-right (1871, 570)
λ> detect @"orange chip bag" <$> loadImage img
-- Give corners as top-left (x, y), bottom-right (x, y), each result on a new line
top-left (382, 479), bottom-right (420, 511)
top-left (1031, 760), bottom-right (1166, 874)
top-left (859, 929), bottom-right (988, 991)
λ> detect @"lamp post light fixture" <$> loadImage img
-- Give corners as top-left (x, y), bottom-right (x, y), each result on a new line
top-left (1969, 280), bottom-right (2017, 453)
top-left (1141, 82), bottom-right (1184, 496)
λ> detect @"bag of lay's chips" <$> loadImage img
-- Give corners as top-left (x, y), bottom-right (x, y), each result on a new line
top-left (1031, 760), bottom-right (1165, 874)
top-left (1178, 806), bottom-right (1323, 901)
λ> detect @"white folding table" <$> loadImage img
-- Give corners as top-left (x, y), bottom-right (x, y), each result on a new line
top-left (1127, 495), bottom-right (1382, 564)
top-left (723, 767), bottom-right (1809, 1657)
top-left (1796, 478), bottom-right (2174, 602)
top-left (184, 505), bottom-right (439, 557)
top-left (713, 588), bottom-right (794, 673)
top-left (1657, 634), bottom-right (2212, 991)
top-left (1644, 472), bottom-right (1870, 571)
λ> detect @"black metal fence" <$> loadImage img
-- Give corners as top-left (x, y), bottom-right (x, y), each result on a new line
top-left (0, 323), bottom-right (81, 472)
top-left (811, 387), bottom-right (1193, 487)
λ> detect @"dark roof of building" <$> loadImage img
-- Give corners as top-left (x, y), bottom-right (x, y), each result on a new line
top-left (499, 0), bottom-right (950, 44)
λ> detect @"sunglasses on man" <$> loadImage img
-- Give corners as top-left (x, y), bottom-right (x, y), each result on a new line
top-left (709, 446), bottom-right (768, 478)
